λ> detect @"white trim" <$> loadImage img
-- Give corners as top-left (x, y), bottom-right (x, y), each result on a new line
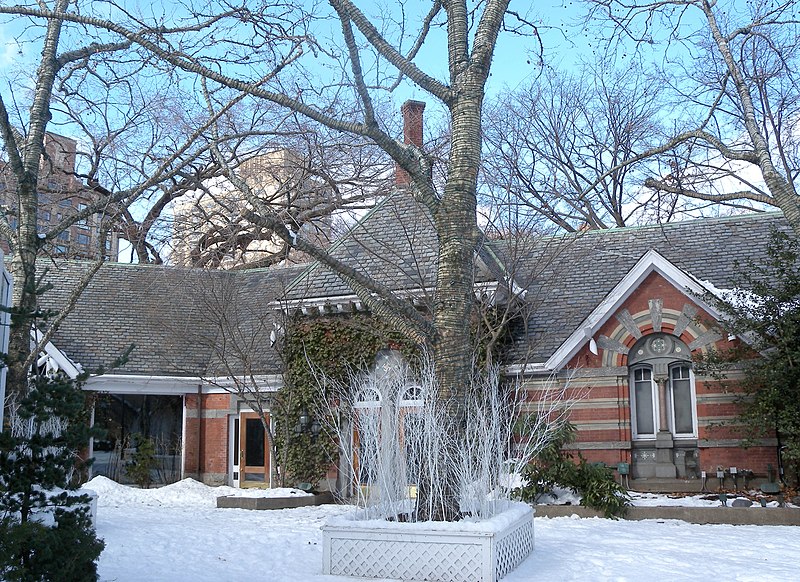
top-left (668, 364), bottom-right (698, 439)
top-left (84, 373), bottom-right (284, 395)
top-left (546, 249), bottom-right (725, 371)
top-left (32, 329), bottom-right (83, 378)
top-left (275, 281), bottom-right (501, 313)
top-left (180, 395), bottom-right (187, 480)
top-left (630, 366), bottom-right (658, 440)
top-left (502, 362), bottom-right (549, 376)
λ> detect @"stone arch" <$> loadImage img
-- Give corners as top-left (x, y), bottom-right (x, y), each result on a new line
top-left (599, 300), bottom-right (721, 367)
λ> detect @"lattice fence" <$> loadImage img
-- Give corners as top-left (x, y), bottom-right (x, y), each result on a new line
top-left (323, 504), bottom-right (535, 582)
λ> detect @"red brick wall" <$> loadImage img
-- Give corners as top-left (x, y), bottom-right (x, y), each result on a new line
top-left (527, 271), bottom-right (779, 477)
top-left (184, 393), bottom-right (232, 481)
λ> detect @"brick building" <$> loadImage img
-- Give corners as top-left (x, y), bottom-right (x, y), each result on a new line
top-left (0, 132), bottom-right (120, 260)
top-left (35, 104), bottom-right (785, 491)
top-left (170, 149), bottom-right (332, 269)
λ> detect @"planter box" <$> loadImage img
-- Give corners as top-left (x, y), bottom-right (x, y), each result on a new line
top-left (322, 502), bottom-right (534, 582)
top-left (216, 491), bottom-right (333, 510)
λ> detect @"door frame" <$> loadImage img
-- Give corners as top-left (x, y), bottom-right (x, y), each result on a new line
top-left (234, 411), bottom-right (271, 488)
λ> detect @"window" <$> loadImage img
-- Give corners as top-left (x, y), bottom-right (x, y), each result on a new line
top-left (41, 210), bottom-right (51, 222)
top-left (629, 333), bottom-right (697, 440)
top-left (76, 233), bottom-right (90, 245)
top-left (670, 365), bottom-right (695, 437)
top-left (77, 203), bottom-right (88, 228)
top-left (632, 367), bottom-right (656, 438)
top-left (57, 231), bottom-right (69, 242)
top-left (351, 349), bottom-right (422, 487)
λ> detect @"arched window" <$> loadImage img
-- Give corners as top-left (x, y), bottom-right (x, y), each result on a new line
top-left (351, 349), bottom-right (423, 488)
top-left (629, 333), bottom-right (697, 440)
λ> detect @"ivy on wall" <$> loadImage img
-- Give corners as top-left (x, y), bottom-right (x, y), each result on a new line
top-left (274, 301), bottom-right (515, 488)
top-left (275, 314), bottom-right (419, 487)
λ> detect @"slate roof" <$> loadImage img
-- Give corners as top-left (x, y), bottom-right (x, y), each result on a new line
top-left (505, 211), bottom-right (790, 364)
top-left (39, 261), bottom-right (305, 376)
top-left (284, 192), bottom-right (498, 301)
top-left (39, 199), bottom-right (789, 378)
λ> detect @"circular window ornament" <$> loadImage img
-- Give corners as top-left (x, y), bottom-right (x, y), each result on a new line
top-left (650, 337), bottom-right (668, 354)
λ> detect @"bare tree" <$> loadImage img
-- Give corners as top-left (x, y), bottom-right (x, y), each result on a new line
top-left (0, 1), bottom-right (296, 408)
top-left (482, 62), bottom-right (664, 231)
top-left (2, 0), bottom-right (534, 520)
top-left (587, 0), bottom-right (800, 232)
top-left (169, 118), bottom-right (394, 270)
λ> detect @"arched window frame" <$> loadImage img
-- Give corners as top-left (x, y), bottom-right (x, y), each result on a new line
top-left (630, 364), bottom-right (658, 440)
top-left (666, 363), bottom-right (698, 439)
top-left (351, 350), bottom-right (424, 487)
top-left (628, 333), bottom-right (698, 441)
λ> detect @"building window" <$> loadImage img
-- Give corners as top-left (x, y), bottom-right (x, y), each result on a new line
top-left (76, 233), bottom-right (90, 245)
top-left (41, 210), bottom-right (51, 222)
top-left (632, 367), bottom-right (656, 438)
top-left (77, 203), bottom-right (88, 227)
top-left (351, 349), bottom-right (422, 487)
top-left (628, 333), bottom-right (697, 440)
top-left (670, 365), bottom-right (695, 437)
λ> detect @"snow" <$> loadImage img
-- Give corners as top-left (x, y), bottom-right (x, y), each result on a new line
top-left (82, 478), bottom-right (800, 581)
top-left (84, 476), bottom-right (310, 508)
top-left (326, 500), bottom-right (530, 533)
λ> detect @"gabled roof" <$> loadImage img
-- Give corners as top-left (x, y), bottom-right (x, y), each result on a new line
top-left (504, 211), bottom-right (789, 367)
top-left (543, 249), bottom-right (724, 371)
top-left (284, 192), bottom-right (502, 304)
top-left (39, 209), bottom-right (789, 382)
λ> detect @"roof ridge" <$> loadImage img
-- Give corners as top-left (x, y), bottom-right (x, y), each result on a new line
top-left (532, 210), bottom-right (785, 244)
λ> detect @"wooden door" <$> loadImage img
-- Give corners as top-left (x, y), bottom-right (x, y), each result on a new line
top-left (239, 412), bottom-right (270, 487)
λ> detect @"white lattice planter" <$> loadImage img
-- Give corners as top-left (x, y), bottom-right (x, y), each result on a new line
top-left (323, 501), bottom-right (534, 582)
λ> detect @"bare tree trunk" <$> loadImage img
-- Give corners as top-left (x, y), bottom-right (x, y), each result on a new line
top-left (3, 0), bottom-right (70, 403)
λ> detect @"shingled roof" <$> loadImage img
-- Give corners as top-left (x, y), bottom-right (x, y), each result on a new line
top-left (39, 261), bottom-right (305, 376)
top-left (39, 209), bottom-right (788, 379)
top-left (284, 191), bottom-right (499, 302)
top-left (505, 211), bottom-right (789, 365)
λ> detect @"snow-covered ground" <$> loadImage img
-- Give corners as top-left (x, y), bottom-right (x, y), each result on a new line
top-left (84, 477), bottom-right (800, 581)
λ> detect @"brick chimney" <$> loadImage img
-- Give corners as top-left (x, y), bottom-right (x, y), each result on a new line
top-left (395, 100), bottom-right (426, 187)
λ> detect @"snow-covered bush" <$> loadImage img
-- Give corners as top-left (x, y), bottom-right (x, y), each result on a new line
top-left (317, 355), bottom-right (573, 522)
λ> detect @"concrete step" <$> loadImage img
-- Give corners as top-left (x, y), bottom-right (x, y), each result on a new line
top-left (627, 477), bottom-right (769, 493)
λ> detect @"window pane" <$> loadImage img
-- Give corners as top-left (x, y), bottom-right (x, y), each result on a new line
top-left (671, 368), bottom-right (694, 434)
top-left (634, 379), bottom-right (655, 435)
top-left (245, 418), bottom-right (265, 467)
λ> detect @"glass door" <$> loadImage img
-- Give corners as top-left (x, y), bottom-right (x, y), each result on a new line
top-left (238, 412), bottom-right (270, 487)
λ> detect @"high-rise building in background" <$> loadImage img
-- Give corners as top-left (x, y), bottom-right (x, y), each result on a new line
top-left (171, 149), bottom-right (331, 269)
top-left (0, 132), bottom-right (120, 261)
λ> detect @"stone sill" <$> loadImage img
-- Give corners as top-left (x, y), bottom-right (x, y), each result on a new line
top-left (216, 491), bottom-right (335, 510)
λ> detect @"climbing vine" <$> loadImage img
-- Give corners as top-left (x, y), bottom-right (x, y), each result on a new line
top-left (273, 300), bottom-right (516, 488)
top-left (274, 314), bottom-right (419, 487)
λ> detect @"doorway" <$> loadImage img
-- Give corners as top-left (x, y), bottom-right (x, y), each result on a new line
top-left (235, 412), bottom-right (271, 487)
